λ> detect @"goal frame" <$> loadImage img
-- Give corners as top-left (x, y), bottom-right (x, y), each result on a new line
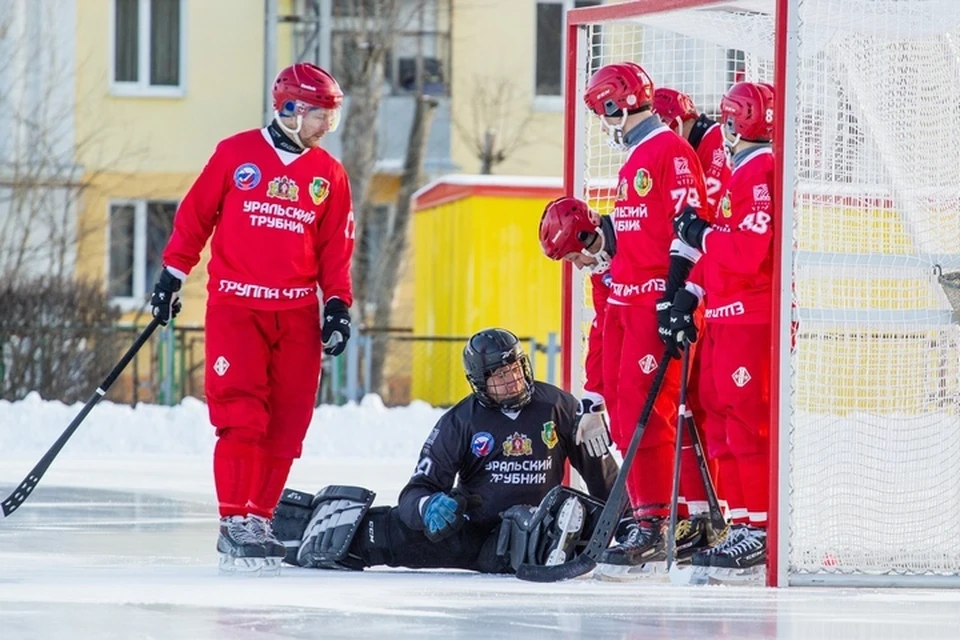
top-left (561, 0), bottom-right (793, 588)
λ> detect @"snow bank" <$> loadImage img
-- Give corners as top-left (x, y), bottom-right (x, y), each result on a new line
top-left (0, 392), bottom-right (447, 462)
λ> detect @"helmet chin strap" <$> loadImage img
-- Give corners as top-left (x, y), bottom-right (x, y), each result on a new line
top-left (274, 112), bottom-right (308, 149)
top-left (602, 112), bottom-right (630, 151)
top-left (583, 231), bottom-right (612, 275)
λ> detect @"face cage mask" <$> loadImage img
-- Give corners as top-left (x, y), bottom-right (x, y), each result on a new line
top-left (578, 230), bottom-right (611, 275)
top-left (469, 357), bottom-right (534, 411)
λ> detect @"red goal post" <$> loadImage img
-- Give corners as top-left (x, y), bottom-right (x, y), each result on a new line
top-left (562, 0), bottom-right (960, 587)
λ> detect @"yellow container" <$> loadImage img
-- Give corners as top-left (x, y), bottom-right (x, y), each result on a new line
top-left (411, 176), bottom-right (564, 406)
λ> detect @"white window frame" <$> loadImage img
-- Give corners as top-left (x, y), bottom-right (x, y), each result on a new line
top-left (106, 199), bottom-right (178, 311)
top-left (532, 0), bottom-right (599, 112)
top-left (109, 0), bottom-right (187, 98)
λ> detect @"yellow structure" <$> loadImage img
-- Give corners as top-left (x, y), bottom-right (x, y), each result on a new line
top-left (410, 175), bottom-right (564, 405)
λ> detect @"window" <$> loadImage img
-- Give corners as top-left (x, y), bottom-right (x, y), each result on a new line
top-left (112, 0), bottom-right (185, 96)
top-left (535, 1), bottom-right (601, 101)
top-left (108, 200), bottom-right (177, 304)
top-left (321, 0), bottom-right (452, 96)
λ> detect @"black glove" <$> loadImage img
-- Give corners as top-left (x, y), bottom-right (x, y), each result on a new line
top-left (150, 268), bottom-right (182, 326)
top-left (321, 298), bottom-right (351, 356)
top-left (669, 288), bottom-right (700, 346)
top-left (673, 205), bottom-right (711, 251)
top-left (656, 296), bottom-right (680, 358)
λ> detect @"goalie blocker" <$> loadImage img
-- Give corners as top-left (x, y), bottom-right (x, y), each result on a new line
top-left (271, 485), bottom-right (605, 574)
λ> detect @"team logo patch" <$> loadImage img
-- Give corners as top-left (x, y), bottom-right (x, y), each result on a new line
top-left (310, 177), bottom-right (331, 205)
top-left (503, 432), bottom-right (533, 457)
top-left (638, 354), bottom-right (658, 375)
top-left (616, 177), bottom-right (628, 201)
top-left (673, 156), bottom-right (691, 175)
top-left (233, 163), bottom-right (261, 191)
top-left (732, 366), bottom-right (752, 388)
top-left (471, 432), bottom-right (495, 457)
top-left (541, 421), bottom-right (558, 450)
top-left (267, 176), bottom-right (300, 202)
top-left (633, 168), bottom-right (653, 197)
top-left (753, 184), bottom-right (771, 202)
top-left (213, 356), bottom-right (230, 377)
top-left (720, 193), bottom-right (732, 218)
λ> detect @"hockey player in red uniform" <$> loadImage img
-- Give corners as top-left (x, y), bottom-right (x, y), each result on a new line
top-left (654, 88), bottom-right (732, 212)
top-left (581, 62), bottom-right (711, 571)
top-left (538, 197), bottom-right (617, 459)
top-left (669, 81), bottom-right (776, 572)
top-left (150, 62), bottom-right (356, 574)
top-left (653, 88), bottom-right (732, 525)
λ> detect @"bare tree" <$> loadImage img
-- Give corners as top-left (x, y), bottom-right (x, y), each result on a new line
top-left (454, 76), bottom-right (537, 174)
top-left (329, 0), bottom-right (444, 396)
top-left (0, 2), bottom-right (145, 283)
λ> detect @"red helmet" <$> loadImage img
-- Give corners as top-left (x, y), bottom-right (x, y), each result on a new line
top-left (720, 82), bottom-right (775, 142)
top-left (653, 88), bottom-right (698, 132)
top-left (539, 197), bottom-right (600, 260)
top-left (272, 62), bottom-right (344, 118)
top-left (583, 62), bottom-right (654, 118)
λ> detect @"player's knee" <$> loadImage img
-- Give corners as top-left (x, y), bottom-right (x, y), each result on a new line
top-left (215, 425), bottom-right (262, 445)
top-left (209, 397), bottom-right (269, 436)
top-left (726, 420), bottom-right (769, 457)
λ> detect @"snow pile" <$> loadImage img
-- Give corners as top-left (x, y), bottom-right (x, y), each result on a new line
top-left (0, 392), bottom-right (447, 461)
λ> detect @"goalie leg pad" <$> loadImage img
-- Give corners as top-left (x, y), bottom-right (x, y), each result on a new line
top-left (271, 488), bottom-right (316, 566)
top-left (297, 485), bottom-right (376, 570)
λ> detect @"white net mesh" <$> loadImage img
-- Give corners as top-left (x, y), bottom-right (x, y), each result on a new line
top-left (567, 0), bottom-right (960, 582)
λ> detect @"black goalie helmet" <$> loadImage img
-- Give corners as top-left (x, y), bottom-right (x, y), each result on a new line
top-left (463, 328), bottom-right (535, 411)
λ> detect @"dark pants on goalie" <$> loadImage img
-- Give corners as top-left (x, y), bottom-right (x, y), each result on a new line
top-left (274, 485), bottom-right (600, 574)
top-left (350, 507), bottom-right (510, 573)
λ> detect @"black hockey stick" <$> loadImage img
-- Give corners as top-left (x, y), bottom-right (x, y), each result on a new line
top-left (516, 348), bottom-right (673, 582)
top-left (666, 343), bottom-right (691, 570)
top-left (1, 317), bottom-right (163, 518)
top-left (682, 409), bottom-right (726, 533)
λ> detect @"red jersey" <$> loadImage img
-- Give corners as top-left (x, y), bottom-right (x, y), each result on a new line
top-left (163, 128), bottom-right (355, 310)
top-left (608, 120), bottom-right (708, 306)
top-left (583, 270), bottom-right (611, 398)
top-left (691, 146), bottom-right (775, 324)
top-left (694, 123), bottom-right (732, 212)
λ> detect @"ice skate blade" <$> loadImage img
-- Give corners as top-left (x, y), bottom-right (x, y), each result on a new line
top-left (668, 563), bottom-right (765, 586)
top-left (669, 562), bottom-right (711, 586)
top-left (218, 553), bottom-right (265, 576)
top-left (260, 557), bottom-right (283, 577)
top-left (594, 561), bottom-right (668, 582)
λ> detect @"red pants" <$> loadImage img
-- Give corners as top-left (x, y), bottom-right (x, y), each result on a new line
top-left (696, 322), bottom-right (771, 527)
top-left (602, 303), bottom-right (705, 520)
top-left (205, 303), bottom-right (322, 518)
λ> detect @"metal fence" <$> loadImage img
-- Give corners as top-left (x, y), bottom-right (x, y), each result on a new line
top-left (1, 324), bottom-right (561, 408)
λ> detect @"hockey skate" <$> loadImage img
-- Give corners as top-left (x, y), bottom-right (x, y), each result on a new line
top-left (705, 526), bottom-right (766, 583)
top-left (673, 515), bottom-right (711, 563)
top-left (594, 518), bottom-right (667, 581)
top-left (543, 496), bottom-right (586, 566)
top-left (247, 515), bottom-right (286, 575)
top-left (217, 516), bottom-right (267, 575)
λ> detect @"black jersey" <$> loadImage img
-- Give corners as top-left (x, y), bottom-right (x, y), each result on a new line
top-left (397, 382), bottom-right (617, 533)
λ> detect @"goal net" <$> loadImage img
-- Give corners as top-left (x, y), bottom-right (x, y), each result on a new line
top-left (563, 0), bottom-right (960, 586)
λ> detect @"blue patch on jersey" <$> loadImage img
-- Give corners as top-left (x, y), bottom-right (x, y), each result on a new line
top-left (471, 431), bottom-right (495, 457)
top-left (234, 163), bottom-right (262, 191)
top-left (602, 272), bottom-right (613, 287)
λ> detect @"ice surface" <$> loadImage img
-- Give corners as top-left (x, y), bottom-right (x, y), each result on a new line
top-left (3, 397), bottom-right (960, 639)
